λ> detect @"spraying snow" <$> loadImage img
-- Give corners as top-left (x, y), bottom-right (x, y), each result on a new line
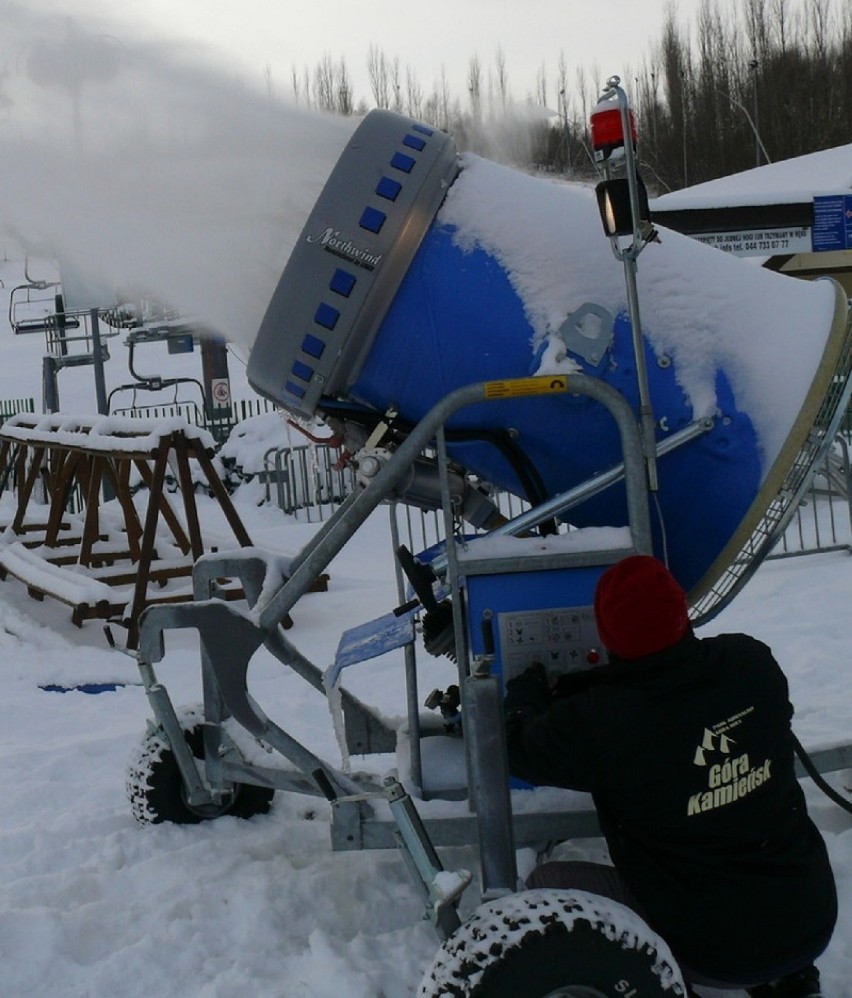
top-left (0, 3), bottom-right (356, 355)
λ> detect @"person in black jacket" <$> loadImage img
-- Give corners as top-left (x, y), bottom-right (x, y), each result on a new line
top-left (504, 555), bottom-right (836, 998)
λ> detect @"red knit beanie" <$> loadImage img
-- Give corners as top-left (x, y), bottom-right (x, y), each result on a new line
top-left (594, 555), bottom-right (690, 660)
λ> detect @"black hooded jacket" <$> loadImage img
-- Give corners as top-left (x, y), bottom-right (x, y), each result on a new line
top-left (504, 631), bottom-right (837, 984)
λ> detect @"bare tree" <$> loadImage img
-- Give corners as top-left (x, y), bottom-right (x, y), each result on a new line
top-left (495, 46), bottom-right (509, 107)
top-left (406, 64), bottom-right (423, 119)
top-left (367, 44), bottom-right (390, 108)
top-left (575, 65), bottom-right (591, 151)
top-left (807, 0), bottom-right (831, 61)
top-left (556, 51), bottom-right (574, 175)
top-left (656, 9), bottom-right (692, 186)
top-left (468, 54), bottom-right (482, 119)
top-left (390, 56), bottom-right (404, 112)
top-left (769, 0), bottom-right (793, 54)
top-left (263, 63), bottom-right (276, 100)
top-left (437, 65), bottom-right (452, 131)
top-left (337, 58), bottom-right (353, 115)
top-left (314, 54), bottom-right (336, 112)
top-left (535, 62), bottom-right (547, 108)
top-left (556, 51), bottom-right (569, 110)
top-left (742, 0), bottom-right (769, 59)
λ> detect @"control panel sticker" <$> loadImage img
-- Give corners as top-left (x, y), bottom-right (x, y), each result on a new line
top-left (497, 605), bottom-right (605, 682)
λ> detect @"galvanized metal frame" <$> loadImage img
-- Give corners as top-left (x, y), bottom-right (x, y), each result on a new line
top-left (134, 374), bottom-right (657, 923)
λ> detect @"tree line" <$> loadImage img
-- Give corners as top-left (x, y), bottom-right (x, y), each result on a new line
top-left (635, 0), bottom-right (852, 190)
top-left (280, 0), bottom-right (852, 192)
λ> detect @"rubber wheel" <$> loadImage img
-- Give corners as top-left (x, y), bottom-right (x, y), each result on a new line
top-left (418, 889), bottom-right (688, 998)
top-left (126, 705), bottom-right (275, 825)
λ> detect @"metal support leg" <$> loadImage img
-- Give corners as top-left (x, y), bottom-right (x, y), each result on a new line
top-left (312, 769), bottom-right (469, 939)
top-left (137, 658), bottom-right (221, 808)
top-left (384, 778), bottom-right (468, 939)
top-left (462, 674), bottom-right (518, 898)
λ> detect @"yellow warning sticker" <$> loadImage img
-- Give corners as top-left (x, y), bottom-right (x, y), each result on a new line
top-left (483, 375), bottom-right (570, 399)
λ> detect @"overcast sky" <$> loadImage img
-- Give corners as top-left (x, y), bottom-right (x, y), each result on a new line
top-left (36, 0), bottom-right (709, 110)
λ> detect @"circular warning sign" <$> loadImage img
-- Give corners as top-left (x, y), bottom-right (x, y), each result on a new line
top-left (211, 378), bottom-right (231, 407)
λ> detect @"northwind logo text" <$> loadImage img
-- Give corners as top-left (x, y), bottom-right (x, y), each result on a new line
top-left (307, 228), bottom-right (383, 270)
top-left (687, 751), bottom-right (772, 816)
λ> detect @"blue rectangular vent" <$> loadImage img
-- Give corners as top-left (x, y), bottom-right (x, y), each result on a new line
top-left (301, 333), bottom-right (326, 359)
top-left (329, 269), bottom-right (357, 297)
top-left (403, 134), bottom-right (426, 152)
top-left (391, 152), bottom-right (415, 173)
top-left (359, 206), bottom-right (386, 233)
top-left (412, 123), bottom-right (434, 136)
top-left (291, 360), bottom-right (313, 382)
top-left (375, 176), bottom-right (402, 202)
top-left (314, 303), bottom-right (340, 330)
top-left (285, 380), bottom-right (306, 399)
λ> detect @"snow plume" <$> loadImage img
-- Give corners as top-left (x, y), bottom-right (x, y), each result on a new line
top-left (455, 101), bottom-right (557, 171)
top-left (0, 2), bottom-right (356, 355)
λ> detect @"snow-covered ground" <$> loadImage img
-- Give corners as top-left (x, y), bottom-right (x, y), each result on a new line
top-left (0, 259), bottom-right (849, 998)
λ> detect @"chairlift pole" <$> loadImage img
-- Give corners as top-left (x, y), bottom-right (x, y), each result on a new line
top-left (89, 308), bottom-right (113, 501)
top-left (90, 308), bottom-right (108, 415)
top-left (42, 357), bottom-right (60, 413)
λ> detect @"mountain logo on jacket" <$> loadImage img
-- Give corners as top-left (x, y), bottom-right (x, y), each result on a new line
top-left (693, 727), bottom-right (736, 767)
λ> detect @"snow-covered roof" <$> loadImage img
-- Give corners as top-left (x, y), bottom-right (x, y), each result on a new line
top-left (651, 144), bottom-right (852, 211)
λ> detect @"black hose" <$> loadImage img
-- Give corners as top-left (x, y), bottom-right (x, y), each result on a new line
top-left (793, 733), bottom-right (852, 815)
top-left (448, 426), bottom-right (550, 508)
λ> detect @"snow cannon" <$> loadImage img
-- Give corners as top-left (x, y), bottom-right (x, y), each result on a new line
top-left (248, 109), bottom-right (852, 620)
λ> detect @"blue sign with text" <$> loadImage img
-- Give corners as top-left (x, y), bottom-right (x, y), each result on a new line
top-left (812, 195), bottom-right (852, 252)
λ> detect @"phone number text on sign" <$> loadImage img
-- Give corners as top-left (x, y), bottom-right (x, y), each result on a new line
top-left (693, 228), bottom-right (810, 257)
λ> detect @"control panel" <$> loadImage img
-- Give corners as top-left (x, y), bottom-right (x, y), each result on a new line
top-left (496, 605), bottom-right (607, 683)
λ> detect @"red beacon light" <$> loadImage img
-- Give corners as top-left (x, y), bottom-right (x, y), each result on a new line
top-left (590, 97), bottom-right (638, 163)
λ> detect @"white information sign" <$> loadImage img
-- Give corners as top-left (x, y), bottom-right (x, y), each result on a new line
top-left (691, 227), bottom-right (811, 257)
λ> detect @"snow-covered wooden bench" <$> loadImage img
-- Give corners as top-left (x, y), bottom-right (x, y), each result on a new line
top-left (0, 540), bottom-right (125, 626)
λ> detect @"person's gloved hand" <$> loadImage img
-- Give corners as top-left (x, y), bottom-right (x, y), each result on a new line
top-left (504, 662), bottom-right (551, 720)
top-left (550, 668), bottom-right (598, 699)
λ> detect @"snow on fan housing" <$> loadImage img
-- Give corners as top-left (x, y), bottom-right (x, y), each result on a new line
top-left (247, 109), bottom-right (852, 617)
